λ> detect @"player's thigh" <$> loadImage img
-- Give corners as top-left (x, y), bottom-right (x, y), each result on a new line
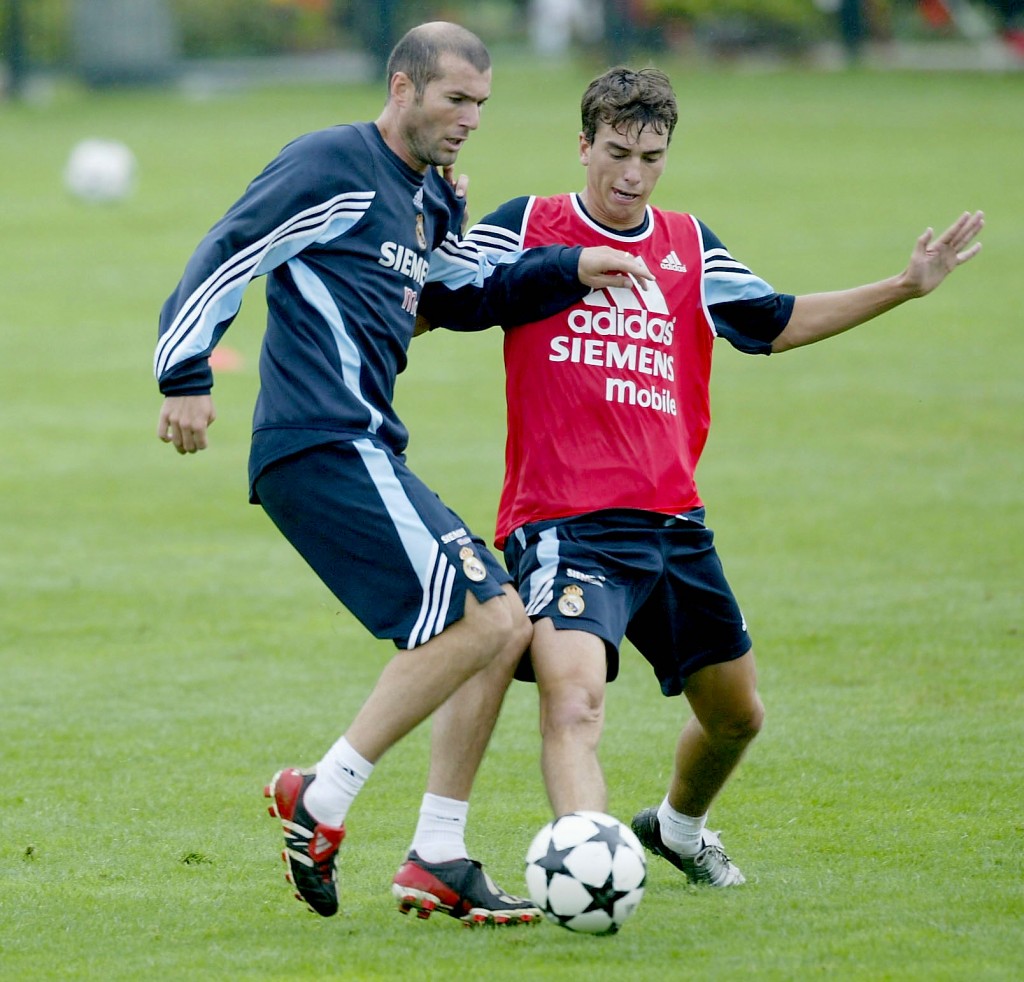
top-left (530, 619), bottom-right (610, 735)
top-left (255, 439), bottom-right (508, 648)
top-left (626, 522), bottom-right (751, 697)
top-left (531, 619), bottom-right (608, 698)
top-left (504, 520), bottom-right (648, 682)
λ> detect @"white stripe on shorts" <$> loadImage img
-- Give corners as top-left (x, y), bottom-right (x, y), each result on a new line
top-left (524, 527), bottom-right (559, 616)
top-left (408, 546), bottom-right (456, 649)
top-left (352, 439), bottom-right (454, 649)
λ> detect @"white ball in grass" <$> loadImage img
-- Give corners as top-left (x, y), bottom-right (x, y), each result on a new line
top-left (64, 138), bottom-right (137, 203)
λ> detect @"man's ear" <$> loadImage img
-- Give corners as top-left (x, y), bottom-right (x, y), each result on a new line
top-left (579, 131), bottom-right (591, 166)
top-left (389, 71), bottom-right (415, 109)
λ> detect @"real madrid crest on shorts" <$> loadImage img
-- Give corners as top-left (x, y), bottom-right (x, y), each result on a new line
top-left (459, 545), bottom-right (486, 582)
top-left (557, 584), bottom-right (585, 617)
top-left (415, 213), bottom-right (427, 251)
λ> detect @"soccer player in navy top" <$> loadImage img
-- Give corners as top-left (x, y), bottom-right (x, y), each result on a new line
top-left (448, 67), bottom-right (983, 888)
top-left (154, 23), bottom-right (651, 923)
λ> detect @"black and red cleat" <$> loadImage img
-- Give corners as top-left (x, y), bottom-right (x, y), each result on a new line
top-left (264, 767), bottom-right (345, 917)
top-left (392, 850), bottom-right (541, 927)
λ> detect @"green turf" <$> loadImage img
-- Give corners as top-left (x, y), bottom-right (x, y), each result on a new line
top-left (1, 55), bottom-right (1022, 980)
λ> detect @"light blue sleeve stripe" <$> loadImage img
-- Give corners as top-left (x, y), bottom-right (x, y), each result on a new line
top-left (704, 270), bottom-right (777, 305)
top-left (161, 280), bottom-right (250, 370)
top-left (253, 208), bottom-right (367, 275)
top-left (425, 246), bottom-right (526, 291)
top-left (466, 223), bottom-right (521, 253)
top-left (156, 196), bottom-right (371, 378)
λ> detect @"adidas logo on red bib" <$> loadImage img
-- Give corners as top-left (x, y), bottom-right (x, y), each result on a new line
top-left (660, 251), bottom-right (686, 273)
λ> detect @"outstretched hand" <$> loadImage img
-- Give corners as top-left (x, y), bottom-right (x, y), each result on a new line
top-left (577, 247), bottom-right (654, 291)
top-left (903, 210), bottom-right (984, 298)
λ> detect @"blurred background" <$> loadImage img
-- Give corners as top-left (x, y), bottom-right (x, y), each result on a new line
top-left (3, 0), bottom-right (1024, 101)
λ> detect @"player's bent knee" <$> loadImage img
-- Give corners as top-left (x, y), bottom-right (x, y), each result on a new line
top-left (541, 702), bottom-right (604, 744)
top-left (715, 696), bottom-right (765, 745)
top-left (539, 684), bottom-right (605, 743)
top-left (743, 698), bottom-right (765, 742)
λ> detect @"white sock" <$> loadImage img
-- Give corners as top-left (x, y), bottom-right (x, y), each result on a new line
top-left (303, 736), bottom-right (374, 828)
top-left (410, 793), bottom-right (469, 863)
top-left (657, 797), bottom-right (707, 857)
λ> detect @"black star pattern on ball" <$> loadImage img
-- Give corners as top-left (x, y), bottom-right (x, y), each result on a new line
top-left (535, 837), bottom-right (576, 888)
top-left (585, 820), bottom-right (627, 852)
top-left (583, 820), bottom-right (646, 888)
top-left (581, 870), bottom-right (631, 917)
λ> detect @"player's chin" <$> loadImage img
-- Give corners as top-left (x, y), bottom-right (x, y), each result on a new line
top-left (434, 141), bottom-right (466, 165)
top-left (430, 150), bottom-right (460, 168)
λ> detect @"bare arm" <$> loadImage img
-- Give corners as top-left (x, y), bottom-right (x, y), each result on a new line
top-left (772, 211), bottom-right (983, 353)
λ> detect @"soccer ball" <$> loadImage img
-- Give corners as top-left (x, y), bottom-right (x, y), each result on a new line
top-left (63, 138), bottom-right (137, 203)
top-left (525, 811), bottom-right (646, 935)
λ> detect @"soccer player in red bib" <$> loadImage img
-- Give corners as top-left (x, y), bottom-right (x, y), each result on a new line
top-left (457, 67), bottom-right (983, 886)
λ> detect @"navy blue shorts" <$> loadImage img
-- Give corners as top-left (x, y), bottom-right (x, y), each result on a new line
top-left (255, 439), bottom-right (510, 650)
top-left (503, 508), bottom-right (752, 696)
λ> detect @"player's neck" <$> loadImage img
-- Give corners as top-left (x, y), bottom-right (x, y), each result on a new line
top-left (373, 114), bottom-right (428, 175)
top-left (576, 191), bottom-right (647, 235)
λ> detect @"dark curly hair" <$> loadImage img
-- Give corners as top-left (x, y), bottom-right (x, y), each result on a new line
top-left (581, 67), bottom-right (678, 145)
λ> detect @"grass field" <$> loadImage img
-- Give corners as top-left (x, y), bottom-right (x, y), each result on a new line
top-left (1, 53), bottom-right (1022, 980)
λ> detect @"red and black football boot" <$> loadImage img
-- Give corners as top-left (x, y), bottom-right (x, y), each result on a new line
top-left (264, 767), bottom-right (345, 916)
top-left (392, 850), bottom-right (541, 927)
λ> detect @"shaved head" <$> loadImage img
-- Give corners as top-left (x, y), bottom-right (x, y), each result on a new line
top-left (386, 21), bottom-right (491, 96)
